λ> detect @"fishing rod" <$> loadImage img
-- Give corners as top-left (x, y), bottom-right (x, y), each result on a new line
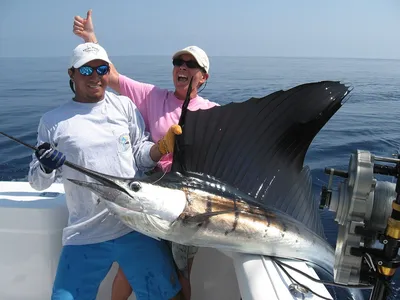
top-left (173, 76), bottom-right (193, 173)
top-left (0, 131), bottom-right (135, 195)
top-left (0, 131), bottom-right (86, 173)
top-left (0, 131), bottom-right (38, 151)
top-left (178, 76), bottom-right (194, 127)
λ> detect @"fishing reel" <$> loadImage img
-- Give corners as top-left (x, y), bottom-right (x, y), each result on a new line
top-left (320, 150), bottom-right (400, 299)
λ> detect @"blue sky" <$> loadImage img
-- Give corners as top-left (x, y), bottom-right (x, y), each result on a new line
top-left (1, 0), bottom-right (399, 59)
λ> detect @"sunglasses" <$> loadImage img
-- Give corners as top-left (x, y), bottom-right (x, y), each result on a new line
top-left (77, 65), bottom-right (110, 76)
top-left (172, 58), bottom-right (202, 69)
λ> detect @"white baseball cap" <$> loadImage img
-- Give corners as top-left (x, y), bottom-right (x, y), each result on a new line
top-left (70, 42), bottom-right (111, 68)
top-left (172, 46), bottom-right (210, 73)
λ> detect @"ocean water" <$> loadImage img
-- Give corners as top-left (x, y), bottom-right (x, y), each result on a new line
top-left (1, 55), bottom-right (400, 299)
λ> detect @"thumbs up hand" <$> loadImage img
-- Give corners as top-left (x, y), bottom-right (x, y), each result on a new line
top-left (73, 9), bottom-right (97, 43)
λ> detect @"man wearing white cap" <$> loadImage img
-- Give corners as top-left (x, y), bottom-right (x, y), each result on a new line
top-left (28, 42), bottom-right (183, 300)
top-left (73, 10), bottom-right (219, 300)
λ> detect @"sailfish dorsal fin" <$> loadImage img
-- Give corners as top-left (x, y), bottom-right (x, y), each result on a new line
top-left (171, 81), bottom-right (350, 235)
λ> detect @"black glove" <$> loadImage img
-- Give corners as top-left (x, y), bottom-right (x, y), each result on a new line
top-left (35, 142), bottom-right (66, 173)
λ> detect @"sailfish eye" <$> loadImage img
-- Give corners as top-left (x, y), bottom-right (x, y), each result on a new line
top-left (129, 182), bottom-right (142, 192)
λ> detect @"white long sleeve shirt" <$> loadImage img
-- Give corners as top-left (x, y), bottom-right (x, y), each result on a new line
top-left (28, 91), bottom-right (157, 245)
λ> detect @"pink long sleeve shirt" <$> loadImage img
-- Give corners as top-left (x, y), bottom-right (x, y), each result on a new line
top-left (119, 75), bottom-right (219, 171)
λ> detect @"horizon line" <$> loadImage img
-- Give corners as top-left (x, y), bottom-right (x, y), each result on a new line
top-left (1, 54), bottom-right (400, 61)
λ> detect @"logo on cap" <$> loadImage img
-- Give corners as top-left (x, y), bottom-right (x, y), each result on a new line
top-left (82, 45), bottom-right (100, 54)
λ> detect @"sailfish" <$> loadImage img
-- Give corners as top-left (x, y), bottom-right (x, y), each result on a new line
top-left (66, 80), bottom-right (366, 299)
